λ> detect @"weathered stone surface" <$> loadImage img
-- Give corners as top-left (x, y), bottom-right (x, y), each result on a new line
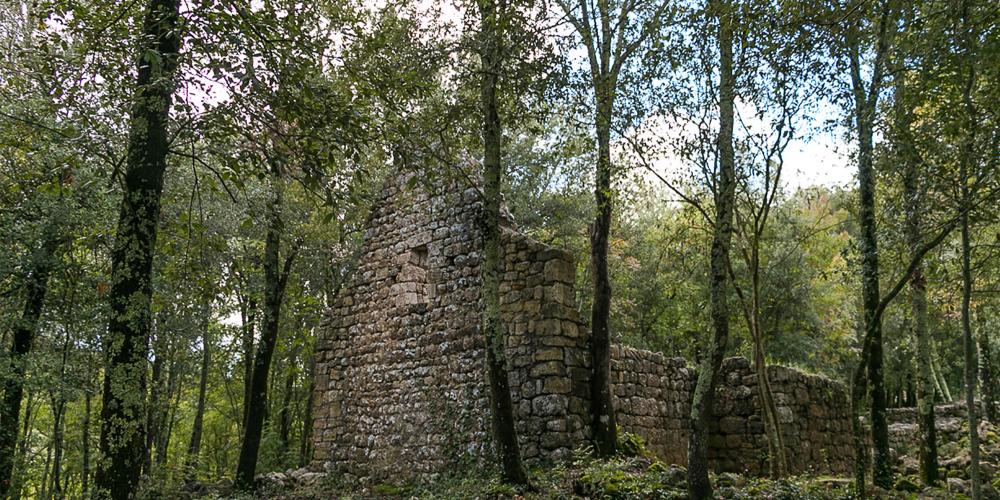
top-left (311, 172), bottom-right (854, 481)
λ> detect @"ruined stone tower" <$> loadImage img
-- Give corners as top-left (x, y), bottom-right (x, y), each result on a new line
top-left (311, 172), bottom-right (855, 480)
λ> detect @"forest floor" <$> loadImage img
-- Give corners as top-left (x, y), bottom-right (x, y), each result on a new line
top-left (198, 422), bottom-right (1000, 499)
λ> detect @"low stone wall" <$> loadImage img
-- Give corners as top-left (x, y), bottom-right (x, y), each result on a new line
top-left (886, 402), bottom-right (984, 451)
top-left (609, 350), bottom-right (854, 476)
top-left (708, 358), bottom-right (853, 475)
top-left (609, 346), bottom-right (692, 466)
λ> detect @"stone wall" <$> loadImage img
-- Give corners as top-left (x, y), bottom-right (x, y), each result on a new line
top-left (312, 174), bottom-right (592, 480)
top-left (886, 402), bottom-right (984, 451)
top-left (609, 346), bottom-right (693, 466)
top-left (608, 349), bottom-right (854, 476)
top-left (707, 358), bottom-right (853, 475)
top-left (312, 172), bottom-right (854, 480)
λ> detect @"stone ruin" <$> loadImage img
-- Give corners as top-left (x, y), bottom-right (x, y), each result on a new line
top-left (311, 172), bottom-right (855, 481)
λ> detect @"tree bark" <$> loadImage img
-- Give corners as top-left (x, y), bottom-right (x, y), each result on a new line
top-left (145, 341), bottom-right (164, 473)
top-left (477, 0), bottom-right (530, 485)
top-left (962, 184), bottom-right (981, 500)
top-left (980, 333), bottom-right (996, 422)
top-left (49, 399), bottom-right (65, 500)
top-left (846, 5), bottom-right (893, 488)
top-left (688, 2), bottom-right (735, 497)
top-left (185, 312), bottom-right (211, 480)
top-left (0, 222), bottom-right (61, 497)
top-left (959, 2), bottom-right (980, 492)
top-left (240, 294), bottom-right (257, 431)
top-left (898, 76), bottom-right (938, 485)
top-left (933, 355), bottom-right (952, 402)
top-left (588, 53), bottom-right (619, 461)
top-left (95, 0), bottom-right (181, 496)
top-left (278, 357), bottom-right (295, 460)
top-left (234, 163), bottom-right (298, 490)
top-left (82, 391), bottom-right (91, 497)
top-left (749, 244), bottom-right (787, 477)
top-left (299, 356), bottom-right (315, 467)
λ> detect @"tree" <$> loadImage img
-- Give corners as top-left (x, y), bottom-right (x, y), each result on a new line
top-left (895, 72), bottom-right (938, 485)
top-left (0, 221), bottom-right (62, 497)
top-left (687, 1), bottom-right (735, 497)
top-left (95, 0), bottom-right (182, 497)
top-left (476, 0), bottom-right (530, 485)
top-left (234, 157), bottom-right (300, 490)
top-left (555, 0), bottom-right (672, 458)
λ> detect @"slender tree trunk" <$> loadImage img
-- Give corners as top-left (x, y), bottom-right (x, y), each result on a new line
top-left (688, 3), bottom-right (734, 497)
top-left (82, 391), bottom-right (91, 497)
top-left (40, 439), bottom-right (51, 500)
top-left (235, 163), bottom-right (297, 490)
top-left (151, 353), bottom-right (178, 468)
top-left (980, 333), bottom-right (996, 422)
top-left (185, 314), bottom-right (211, 480)
top-left (49, 400), bottom-right (64, 500)
top-left (589, 78), bottom-right (619, 460)
top-left (241, 298), bottom-right (256, 431)
top-left (933, 355), bottom-right (952, 402)
top-left (95, 0), bottom-right (182, 496)
top-left (898, 77), bottom-right (939, 485)
top-left (477, 0), bottom-right (529, 485)
top-left (959, 4), bottom-right (980, 490)
top-left (299, 356), bottom-right (315, 467)
top-left (278, 360), bottom-right (295, 460)
top-left (0, 223), bottom-right (61, 497)
top-left (847, 23), bottom-right (892, 493)
top-left (145, 346), bottom-right (164, 473)
top-left (750, 245), bottom-right (787, 477)
top-left (908, 184), bottom-right (939, 486)
top-left (12, 391), bottom-right (35, 499)
top-left (962, 190), bottom-right (981, 499)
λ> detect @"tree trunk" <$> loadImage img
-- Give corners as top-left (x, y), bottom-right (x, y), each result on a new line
top-left (898, 77), bottom-right (939, 485)
top-left (159, 371), bottom-right (182, 467)
top-left (241, 297), bottom-right (256, 431)
top-left (278, 359), bottom-right (295, 460)
top-left (12, 391), bottom-right (35, 499)
top-left (933, 355), bottom-right (952, 402)
top-left (477, 0), bottom-right (529, 485)
top-left (235, 163), bottom-right (296, 490)
top-left (95, 0), bottom-right (182, 496)
top-left (40, 439), bottom-right (51, 500)
top-left (185, 313), bottom-right (211, 480)
top-left (49, 400), bottom-right (64, 500)
top-left (589, 69), bottom-right (619, 460)
top-left (847, 16), bottom-right (892, 490)
top-left (151, 353), bottom-right (178, 468)
top-left (82, 391), bottom-right (91, 497)
top-left (980, 333), bottom-right (996, 422)
top-left (145, 344), bottom-right (164, 473)
top-left (959, 3), bottom-right (980, 490)
top-left (0, 223), bottom-right (60, 497)
top-left (750, 244), bottom-right (787, 477)
top-left (688, 3), bottom-right (735, 497)
top-left (299, 356), bottom-right (315, 467)
top-left (962, 188), bottom-right (981, 499)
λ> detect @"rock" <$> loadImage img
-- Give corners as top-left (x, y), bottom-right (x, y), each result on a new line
top-left (894, 476), bottom-right (920, 492)
top-left (948, 476), bottom-right (969, 495)
top-left (213, 478), bottom-right (233, 496)
top-left (981, 461), bottom-right (998, 477)
top-left (815, 478), bottom-right (853, 490)
top-left (664, 465), bottom-right (687, 486)
top-left (715, 472), bottom-right (745, 488)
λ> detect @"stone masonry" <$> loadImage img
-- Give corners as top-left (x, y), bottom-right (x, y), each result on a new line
top-left (312, 172), bottom-right (854, 480)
